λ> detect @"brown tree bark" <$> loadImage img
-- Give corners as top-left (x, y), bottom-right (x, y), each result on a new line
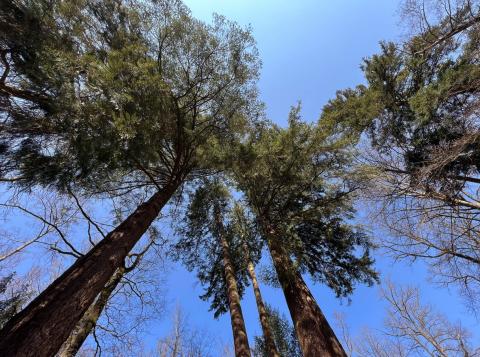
top-left (0, 179), bottom-right (180, 357)
top-left (215, 205), bottom-right (251, 357)
top-left (264, 225), bottom-right (347, 357)
top-left (56, 266), bottom-right (125, 357)
top-left (246, 260), bottom-right (280, 357)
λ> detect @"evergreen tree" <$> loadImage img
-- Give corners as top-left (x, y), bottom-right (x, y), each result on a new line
top-left (0, 1), bottom-right (260, 355)
top-left (320, 0), bottom-right (480, 196)
top-left (233, 106), bottom-right (378, 357)
top-left (232, 204), bottom-right (280, 357)
top-left (253, 305), bottom-right (302, 357)
top-left (173, 179), bottom-right (252, 357)
top-left (320, 0), bottom-right (480, 307)
top-left (0, 274), bottom-right (31, 329)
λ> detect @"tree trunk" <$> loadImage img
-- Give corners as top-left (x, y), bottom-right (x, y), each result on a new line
top-left (246, 260), bottom-right (279, 357)
top-left (0, 180), bottom-right (180, 357)
top-left (264, 227), bottom-right (347, 357)
top-left (215, 206), bottom-right (251, 357)
top-left (56, 266), bottom-right (126, 357)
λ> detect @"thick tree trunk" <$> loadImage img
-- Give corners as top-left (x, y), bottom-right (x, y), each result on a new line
top-left (0, 180), bottom-right (180, 357)
top-left (215, 206), bottom-right (251, 357)
top-left (56, 266), bottom-right (125, 357)
top-left (246, 260), bottom-right (279, 357)
top-left (264, 227), bottom-right (347, 357)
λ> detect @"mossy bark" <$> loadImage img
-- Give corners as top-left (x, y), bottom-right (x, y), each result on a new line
top-left (56, 266), bottom-right (126, 357)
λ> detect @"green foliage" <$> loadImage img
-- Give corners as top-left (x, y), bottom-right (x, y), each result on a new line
top-left (253, 305), bottom-right (302, 357)
top-left (0, 274), bottom-right (31, 329)
top-left (320, 21), bottom-right (480, 191)
top-left (0, 0), bottom-right (261, 193)
top-left (234, 106), bottom-right (378, 297)
top-left (172, 178), bottom-right (262, 318)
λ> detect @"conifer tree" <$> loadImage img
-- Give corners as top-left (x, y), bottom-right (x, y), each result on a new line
top-left (232, 204), bottom-right (280, 357)
top-left (0, 274), bottom-right (31, 330)
top-left (253, 305), bottom-right (302, 357)
top-left (320, 0), bottom-right (480, 307)
top-left (173, 179), bottom-right (252, 357)
top-left (320, 0), bottom-right (480, 205)
top-left (0, 1), bottom-right (260, 355)
top-left (233, 107), bottom-right (378, 357)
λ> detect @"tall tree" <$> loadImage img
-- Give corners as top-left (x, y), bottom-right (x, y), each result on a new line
top-left (232, 203), bottom-right (280, 357)
top-left (335, 282), bottom-right (479, 357)
top-left (233, 107), bottom-right (378, 357)
top-left (156, 305), bottom-right (214, 357)
top-left (320, 0), bottom-right (480, 308)
top-left (0, 274), bottom-right (31, 330)
top-left (0, 1), bottom-right (260, 355)
top-left (253, 305), bottom-right (302, 357)
top-left (173, 179), bottom-right (252, 357)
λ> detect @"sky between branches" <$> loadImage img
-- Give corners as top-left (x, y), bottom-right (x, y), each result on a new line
top-left (140, 0), bottom-right (479, 353)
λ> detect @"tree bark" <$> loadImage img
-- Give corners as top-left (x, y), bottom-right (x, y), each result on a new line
top-left (56, 266), bottom-right (125, 357)
top-left (264, 225), bottom-right (347, 357)
top-left (0, 179), bottom-right (180, 357)
top-left (215, 205), bottom-right (251, 357)
top-left (246, 260), bottom-right (279, 357)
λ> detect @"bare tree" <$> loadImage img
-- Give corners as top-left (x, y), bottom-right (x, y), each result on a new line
top-left (0, 185), bottom-right (169, 356)
top-left (0, 189), bottom-right (80, 264)
top-left (400, 0), bottom-right (480, 52)
top-left (335, 282), bottom-right (479, 357)
top-left (156, 305), bottom-right (214, 357)
top-left (318, 0), bottom-right (480, 314)
top-left (358, 148), bottom-right (480, 310)
top-left (57, 228), bottom-right (166, 357)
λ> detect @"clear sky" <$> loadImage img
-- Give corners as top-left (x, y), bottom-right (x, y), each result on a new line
top-left (0, 1), bottom-right (476, 355)
top-left (3, 1), bottom-right (473, 354)
top-left (144, 0), bottom-right (479, 354)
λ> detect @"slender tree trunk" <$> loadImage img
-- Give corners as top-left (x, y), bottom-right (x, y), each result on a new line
top-left (221, 236), bottom-right (252, 357)
top-left (263, 223), bottom-right (347, 357)
top-left (246, 260), bottom-right (280, 357)
top-left (56, 266), bottom-right (125, 357)
top-left (215, 206), bottom-right (251, 357)
top-left (0, 179), bottom-right (180, 357)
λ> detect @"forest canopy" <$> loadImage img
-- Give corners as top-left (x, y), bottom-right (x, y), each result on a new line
top-left (0, 1), bottom-right (479, 357)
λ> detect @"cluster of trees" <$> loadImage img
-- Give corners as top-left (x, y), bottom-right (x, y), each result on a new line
top-left (336, 282), bottom-right (477, 356)
top-left (1, 0), bottom-right (480, 356)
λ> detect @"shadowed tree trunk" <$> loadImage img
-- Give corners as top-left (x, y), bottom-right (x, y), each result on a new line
top-left (215, 205), bottom-right (251, 357)
top-left (56, 266), bottom-right (126, 357)
top-left (244, 246), bottom-right (279, 357)
top-left (263, 223), bottom-right (347, 357)
top-left (0, 179), bottom-right (181, 357)
top-left (57, 230), bottom-right (155, 356)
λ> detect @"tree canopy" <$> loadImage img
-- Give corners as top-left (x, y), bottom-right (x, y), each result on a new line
top-left (3, 1), bottom-right (480, 356)
top-left (172, 178), bottom-right (261, 318)
top-left (234, 107), bottom-right (378, 297)
top-left (321, 8), bottom-right (480, 193)
top-left (253, 305), bottom-right (302, 357)
top-left (0, 0), bottom-right (261, 193)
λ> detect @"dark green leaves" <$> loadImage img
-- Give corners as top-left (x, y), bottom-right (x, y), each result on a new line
top-left (172, 179), bottom-right (256, 318)
top-left (234, 108), bottom-right (378, 297)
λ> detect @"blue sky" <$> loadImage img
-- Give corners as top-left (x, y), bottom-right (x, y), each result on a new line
top-left (146, 0), bottom-right (479, 353)
top-left (183, 0), bottom-right (401, 123)
top-left (2, 1), bottom-right (477, 354)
